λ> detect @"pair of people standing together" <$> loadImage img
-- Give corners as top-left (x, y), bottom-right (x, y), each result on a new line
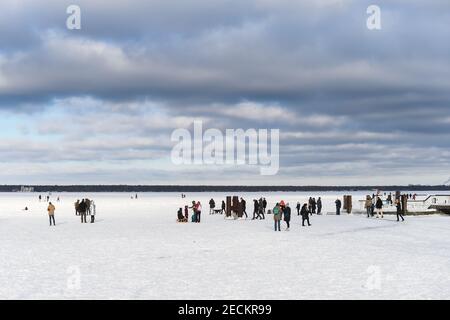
top-left (307, 197), bottom-right (322, 214)
top-left (190, 201), bottom-right (202, 223)
top-left (273, 203), bottom-right (292, 231)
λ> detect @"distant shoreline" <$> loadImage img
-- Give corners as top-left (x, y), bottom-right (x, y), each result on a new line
top-left (1, 185), bottom-right (450, 193)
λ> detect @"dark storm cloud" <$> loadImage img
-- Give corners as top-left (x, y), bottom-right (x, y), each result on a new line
top-left (1, 0), bottom-right (448, 106)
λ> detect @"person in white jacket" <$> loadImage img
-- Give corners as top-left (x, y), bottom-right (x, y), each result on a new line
top-left (90, 201), bottom-right (96, 223)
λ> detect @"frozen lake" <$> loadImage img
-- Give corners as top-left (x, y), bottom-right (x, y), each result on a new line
top-left (0, 192), bottom-right (449, 299)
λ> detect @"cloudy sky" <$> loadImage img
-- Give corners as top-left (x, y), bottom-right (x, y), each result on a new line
top-left (1, 0), bottom-right (449, 185)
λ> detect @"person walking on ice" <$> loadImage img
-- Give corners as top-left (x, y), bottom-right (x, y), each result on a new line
top-left (221, 200), bottom-right (225, 214)
top-left (375, 197), bottom-right (384, 218)
top-left (300, 203), bottom-right (311, 227)
top-left (47, 202), bottom-right (56, 226)
top-left (395, 198), bottom-right (404, 222)
top-left (252, 199), bottom-right (259, 220)
top-left (240, 198), bottom-right (247, 219)
top-left (258, 198), bottom-right (265, 219)
top-left (262, 198), bottom-right (267, 214)
top-left (273, 203), bottom-right (281, 231)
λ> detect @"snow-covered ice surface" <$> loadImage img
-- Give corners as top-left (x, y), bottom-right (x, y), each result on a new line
top-left (0, 192), bottom-right (449, 300)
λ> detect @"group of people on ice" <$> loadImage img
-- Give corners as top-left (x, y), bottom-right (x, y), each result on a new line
top-left (252, 198), bottom-right (267, 219)
top-left (177, 197), bottom-right (267, 223)
top-left (45, 198), bottom-right (96, 226)
top-left (176, 192), bottom-right (407, 229)
top-left (207, 197), bottom-right (268, 220)
top-left (176, 197), bottom-right (319, 231)
top-left (364, 195), bottom-right (405, 222)
top-left (272, 202), bottom-right (295, 231)
top-left (177, 201), bottom-right (202, 223)
top-left (39, 194), bottom-right (59, 202)
top-left (271, 201), bottom-right (314, 231)
top-left (300, 197), bottom-right (323, 215)
top-left (74, 199), bottom-right (96, 223)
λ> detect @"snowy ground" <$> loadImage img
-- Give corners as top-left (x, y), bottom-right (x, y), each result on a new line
top-left (0, 192), bottom-right (449, 300)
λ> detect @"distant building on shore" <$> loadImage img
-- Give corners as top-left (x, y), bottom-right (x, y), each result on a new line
top-left (19, 186), bottom-right (35, 192)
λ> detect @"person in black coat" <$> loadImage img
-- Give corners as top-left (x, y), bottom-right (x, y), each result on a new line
top-left (308, 197), bottom-right (313, 215)
top-left (240, 198), bottom-right (247, 218)
top-left (184, 206), bottom-right (189, 221)
top-left (259, 198), bottom-right (265, 219)
top-left (221, 200), bottom-right (226, 214)
top-left (317, 197), bottom-right (322, 215)
top-left (375, 197), bottom-right (384, 218)
top-left (209, 198), bottom-right (215, 214)
top-left (262, 198), bottom-right (267, 213)
top-left (300, 204), bottom-right (311, 226)
top-left (296, 202), bottom-right (301, 215)
top-left (78, 199), bottom-right (87, 223)
top-left (284, 203), bottom-right (291, 230)
top-left (311, 198), bottom-right (317, 214)
top-left (253, 199), bottom-right (259, 220)
top-left (177, 208), bottom-right (186, 222)
top-left (396, 199), bottom-right (404, 222)
top-left (335, 199), bottom-right (342, 215)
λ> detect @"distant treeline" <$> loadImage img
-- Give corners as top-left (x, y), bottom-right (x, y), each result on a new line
top-left (1, 185), bottom-right (450, 193)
